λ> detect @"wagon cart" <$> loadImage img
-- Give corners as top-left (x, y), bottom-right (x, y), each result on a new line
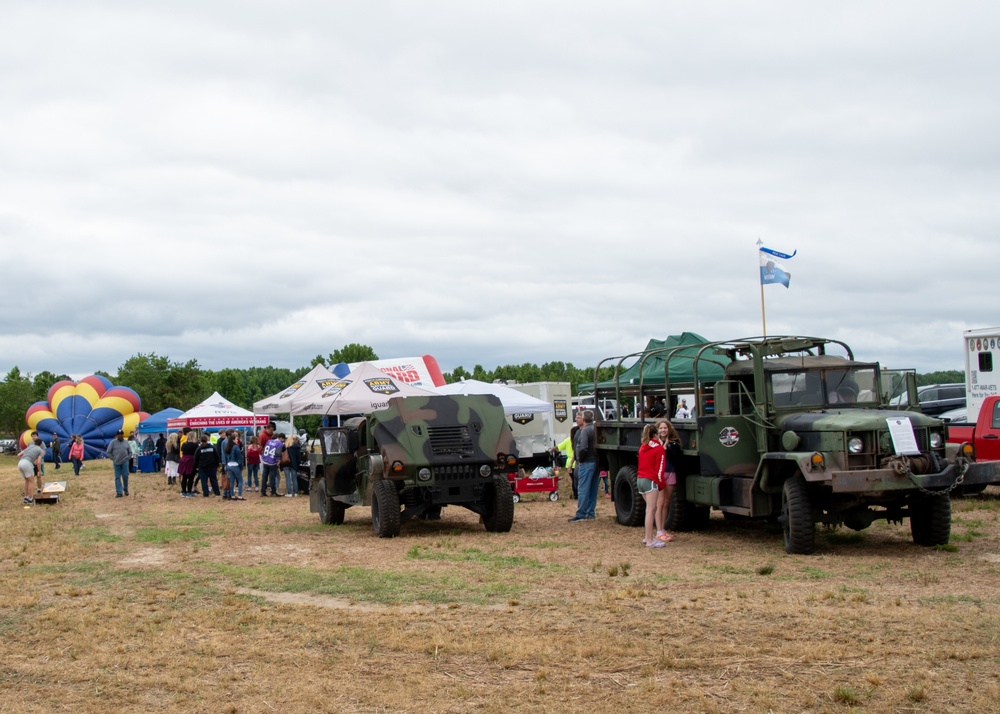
top-left (509, 467), bottom-right (560, 503)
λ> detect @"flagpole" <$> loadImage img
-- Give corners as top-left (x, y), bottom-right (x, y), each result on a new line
top-left (756, 239), bottom-right (767, 338)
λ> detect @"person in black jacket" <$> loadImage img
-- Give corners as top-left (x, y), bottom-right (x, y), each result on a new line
top-left (194, 434), bottom-right (221, 497)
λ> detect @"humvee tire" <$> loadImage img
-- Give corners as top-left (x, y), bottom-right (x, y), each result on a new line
top-left (317, 480), bottom-right (346, 526)
top-left (483, 477), bottom-right (515, 532)
top-left (614, 466), bottom-right (644, 527)
top-left (782, 475), bottom-right (815, 554)
top-left (372, 479), bottom-right (401, 538)
top-left (910, 494), bottom-right (951, 546)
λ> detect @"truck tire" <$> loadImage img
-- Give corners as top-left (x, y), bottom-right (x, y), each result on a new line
top-left (781, 475), bottom-right (815, 554)
top-left (614, 466), bottom-right (644, 527)
top-left (317, 481), bottom-right (346, 526)
top-left (665, 476), bottom-right (710, 531)
top-left (371, 479), bottom-right (401, 538)
top-left (483, 477), bottom-right (515, 533)
top-left (910, 494), bottom-right (951, 547)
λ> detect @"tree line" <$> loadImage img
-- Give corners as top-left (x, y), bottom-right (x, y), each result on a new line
top-left (0, 343), bottom-right (615, 438)
top-left (0, 344), bottom-right (964, 438)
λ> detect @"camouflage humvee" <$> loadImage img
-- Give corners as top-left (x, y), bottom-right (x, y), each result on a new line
top-left (593, 335), bottom-right (1000, 554)
top-left (307, 394), bottom-right (518, 537)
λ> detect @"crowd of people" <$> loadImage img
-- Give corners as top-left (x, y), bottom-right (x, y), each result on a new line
top-left (13, 422), bottom-right (307, 505)
top-left (160, 424), bottom-right (303, 500)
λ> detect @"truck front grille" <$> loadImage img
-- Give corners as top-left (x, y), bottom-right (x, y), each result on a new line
top-left (427, 426), bottom-right (475, 457)
top-left (434, 464), bottom-right (480, 481)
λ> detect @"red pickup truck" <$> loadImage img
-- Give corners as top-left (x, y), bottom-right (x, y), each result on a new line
top-left (947, 394), bottom-right (1000, 492)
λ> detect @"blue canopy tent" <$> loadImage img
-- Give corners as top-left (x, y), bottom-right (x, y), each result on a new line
top-left (135, 407), bottom-right (184, 434)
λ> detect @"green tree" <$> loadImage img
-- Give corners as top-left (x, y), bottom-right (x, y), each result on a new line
top-left (116, 354), bottom-right (211, 413)
top-left (917, 370), bottom-right (964, 387)
top-left (116, 354), bottom-right (172, 414)
top-left (32, 370), bottom-right (62, 403)
top-left (328, 343), bottom-right (379, 365)
top-left (0, 367), bottom-right (35, 438)
top-left (211, 368), bottom-right (247, 407)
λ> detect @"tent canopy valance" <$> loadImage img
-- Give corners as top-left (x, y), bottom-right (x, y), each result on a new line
top-left (167, 392), bottom-right (270, 429)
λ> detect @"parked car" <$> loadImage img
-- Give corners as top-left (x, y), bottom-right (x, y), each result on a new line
top-left (0, 438), bottom-right (17, 454)
top-left (915, 383), bottom-right (967, 416)
top-left (937, 407), bottom-right (967, 423)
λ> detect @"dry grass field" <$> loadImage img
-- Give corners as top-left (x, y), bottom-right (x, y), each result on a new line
top-left (3, 455), bottom-right (1000, 713)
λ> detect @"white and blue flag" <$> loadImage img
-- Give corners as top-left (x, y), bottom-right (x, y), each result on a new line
top-left (759, 246), bottom-right (796, 288)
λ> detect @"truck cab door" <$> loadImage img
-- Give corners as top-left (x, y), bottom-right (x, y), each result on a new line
top-left (978, 398), bottom-right (1000, 461)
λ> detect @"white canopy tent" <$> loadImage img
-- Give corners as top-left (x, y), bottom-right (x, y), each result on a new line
top-left (167, 392), bottom-right (270, 429)
top-left (289, 362), bottom-right (438, 416)
top-left (433, 379), bottom-right (553, 416)
top-left (253, 364), bottom-right (339, 415)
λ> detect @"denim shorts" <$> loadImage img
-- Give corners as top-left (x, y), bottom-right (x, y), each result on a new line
top-left (637, 477), bottom-right (659, 494)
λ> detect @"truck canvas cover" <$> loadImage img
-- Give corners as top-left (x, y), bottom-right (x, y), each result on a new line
top-left (591, 332), bottom-right (729, 390)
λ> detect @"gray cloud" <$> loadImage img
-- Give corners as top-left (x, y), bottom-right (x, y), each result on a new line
top-left (1, 1), bottom-right (998, 381)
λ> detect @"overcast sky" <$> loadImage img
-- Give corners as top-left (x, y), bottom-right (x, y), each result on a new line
top-left (2, 1), bottom-right (998, 383)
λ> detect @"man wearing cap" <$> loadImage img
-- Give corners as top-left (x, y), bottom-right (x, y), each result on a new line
top-left (107, 430), bottom-right (133, 498)
top-left (675, 399), bottom-right (692, 419)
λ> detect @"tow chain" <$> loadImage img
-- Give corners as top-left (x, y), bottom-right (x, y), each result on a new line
top-left (906, 458), bottom-right (968, 497)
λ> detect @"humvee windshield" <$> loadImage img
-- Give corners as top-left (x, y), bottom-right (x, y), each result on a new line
top-left (770, 366), bottom-right (879, 408)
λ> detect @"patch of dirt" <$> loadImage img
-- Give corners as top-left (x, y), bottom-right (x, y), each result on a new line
top-left (235, 587), bottom-right (438, 612)
top-left (121, 547), bottom-right (169, 566)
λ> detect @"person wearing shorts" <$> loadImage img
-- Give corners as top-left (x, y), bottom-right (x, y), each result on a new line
top-left (655, 420), bottom-right (681, 543)
top-left (637, 423), bottom-right (666, 548)
top-left (18, 438), bottom-right (45, 505)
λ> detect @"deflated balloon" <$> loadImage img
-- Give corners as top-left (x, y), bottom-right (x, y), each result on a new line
top-left (20, 375), bottom-right (149, 461)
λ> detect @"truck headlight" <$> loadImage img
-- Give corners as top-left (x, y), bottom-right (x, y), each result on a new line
top-left (479, 464), bottom-right (492, 478)
top-left (848, 437), bottom-right (864, 454)
top-left (930, 432), bottom-right (943, 449)
top-left (417, 468), bottom-right (431, 481)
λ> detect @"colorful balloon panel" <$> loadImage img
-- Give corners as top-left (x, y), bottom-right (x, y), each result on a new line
top-left (20, 375), bottom-right (144, 460)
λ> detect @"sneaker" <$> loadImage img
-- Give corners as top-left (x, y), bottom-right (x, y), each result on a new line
top-left (568, 516), bottom-right (585, 522)
top-left (123, 490), bottom-right (129, 496)
top-left (647, 540), bottom-right (666, 548)
top-left (23, 497), bottom-right (33, 504)
top-left (115, 493), bottom-right (123, 498)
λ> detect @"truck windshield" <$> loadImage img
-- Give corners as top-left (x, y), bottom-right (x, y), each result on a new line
top-left (769, 367), bottom-right (879, 408)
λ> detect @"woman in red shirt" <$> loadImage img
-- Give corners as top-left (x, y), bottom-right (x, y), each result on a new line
top-left (637, 423), bottom-right (666, 548)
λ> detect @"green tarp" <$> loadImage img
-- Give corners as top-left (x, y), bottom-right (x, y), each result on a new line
top-left (591, 332), bottom-right (729, 391)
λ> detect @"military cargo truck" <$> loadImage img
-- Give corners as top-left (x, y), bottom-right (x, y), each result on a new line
top-left (307, 394), bottom-right (517, 537)
top-left (592, 335), bottom-right (1000, 554)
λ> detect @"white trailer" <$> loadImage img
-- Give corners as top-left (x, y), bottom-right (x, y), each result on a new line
top-left (964, 327), bottom-right (1000, 423)
top-left (505, 382), bottom-right (572, 466)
